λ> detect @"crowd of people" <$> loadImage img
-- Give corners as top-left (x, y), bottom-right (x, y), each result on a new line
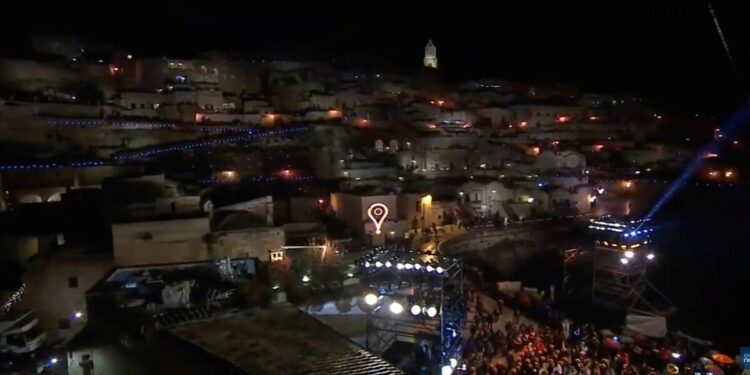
top-left (457, 285), bottom-right (729, 375)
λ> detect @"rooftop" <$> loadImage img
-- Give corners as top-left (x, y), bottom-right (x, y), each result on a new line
top-left (170, 308), bottom-right (402, 375)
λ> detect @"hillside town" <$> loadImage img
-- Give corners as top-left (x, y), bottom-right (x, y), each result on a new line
top-left (1, 34), bottom-right (745, 374)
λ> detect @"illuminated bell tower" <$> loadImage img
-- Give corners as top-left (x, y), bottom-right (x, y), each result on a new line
top-left (423, 38), bottom-right (438, 69)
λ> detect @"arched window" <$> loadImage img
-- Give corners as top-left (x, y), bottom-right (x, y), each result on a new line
top-left (389, 139), bottom-right (398, 152)
top-left (375, 139), bottom-right (384, 152)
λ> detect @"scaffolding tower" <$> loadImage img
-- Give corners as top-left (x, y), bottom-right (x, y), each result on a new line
top-left (588, 216), bottom-right (676, 316)
top-left (358, 246), bottom-right (465, 374)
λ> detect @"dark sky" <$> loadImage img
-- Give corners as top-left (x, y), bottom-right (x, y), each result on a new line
top-left (2, 2), bottom-right (748, 115)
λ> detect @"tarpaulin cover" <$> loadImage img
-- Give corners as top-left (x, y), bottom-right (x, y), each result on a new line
top-left (625, 314), bottom-right (667, 337)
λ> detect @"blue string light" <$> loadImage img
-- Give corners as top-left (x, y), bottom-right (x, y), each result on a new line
top-left (112, 126), bottom-right (306, 161)
top-left (640, 100), bottom-right (750, 227)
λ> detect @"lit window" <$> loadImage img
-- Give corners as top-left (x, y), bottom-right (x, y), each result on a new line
top-left (270, 251), bottom-right (284, 262)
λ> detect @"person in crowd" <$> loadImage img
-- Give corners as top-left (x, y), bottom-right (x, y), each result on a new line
top-left (456, 280), bottom-right (696, 375)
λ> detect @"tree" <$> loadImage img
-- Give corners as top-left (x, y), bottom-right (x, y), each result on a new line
top-left (284, 282), bottom-right (310, 305)
top-left (314, 262), bottom-right (347, 291)
top-left (236, 282), bottom-right (272, 308)
top-left (267, 257), bottom-right (292, 286)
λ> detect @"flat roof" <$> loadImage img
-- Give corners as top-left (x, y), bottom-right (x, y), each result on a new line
top-left (170, 308), bottom-right (402, 375)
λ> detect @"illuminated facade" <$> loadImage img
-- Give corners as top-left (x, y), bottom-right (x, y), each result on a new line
top-left (367, 203), bottom-right (389, 234)
top-left (423, 39), bottom-right (438, 69)
top-left (329, 193), bottom-right (449, 244)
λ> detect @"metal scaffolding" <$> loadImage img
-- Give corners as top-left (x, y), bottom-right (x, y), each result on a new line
top-left (358, 246), bottom-right (465, 373)
top-left (588, 217), bottom-right (676, 316)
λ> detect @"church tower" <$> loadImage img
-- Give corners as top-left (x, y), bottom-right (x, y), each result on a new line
top-left (423, 38), bottom-right (438, 69)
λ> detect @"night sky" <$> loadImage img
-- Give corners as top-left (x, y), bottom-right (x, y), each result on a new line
top-left (2, 2), bottom-right (748, 115)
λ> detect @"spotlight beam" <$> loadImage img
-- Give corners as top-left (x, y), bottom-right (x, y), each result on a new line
top-left (640, 100), bottom-right (750, 227)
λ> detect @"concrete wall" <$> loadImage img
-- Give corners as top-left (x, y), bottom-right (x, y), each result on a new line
top-left (112, 217), bottom-right (285, 266)
top-left (211, 227), bottom-right (285, 262)
top-left (20, 255), bottom-right (112, 343)
top-left (112, 218), bottom-right (210, 266)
